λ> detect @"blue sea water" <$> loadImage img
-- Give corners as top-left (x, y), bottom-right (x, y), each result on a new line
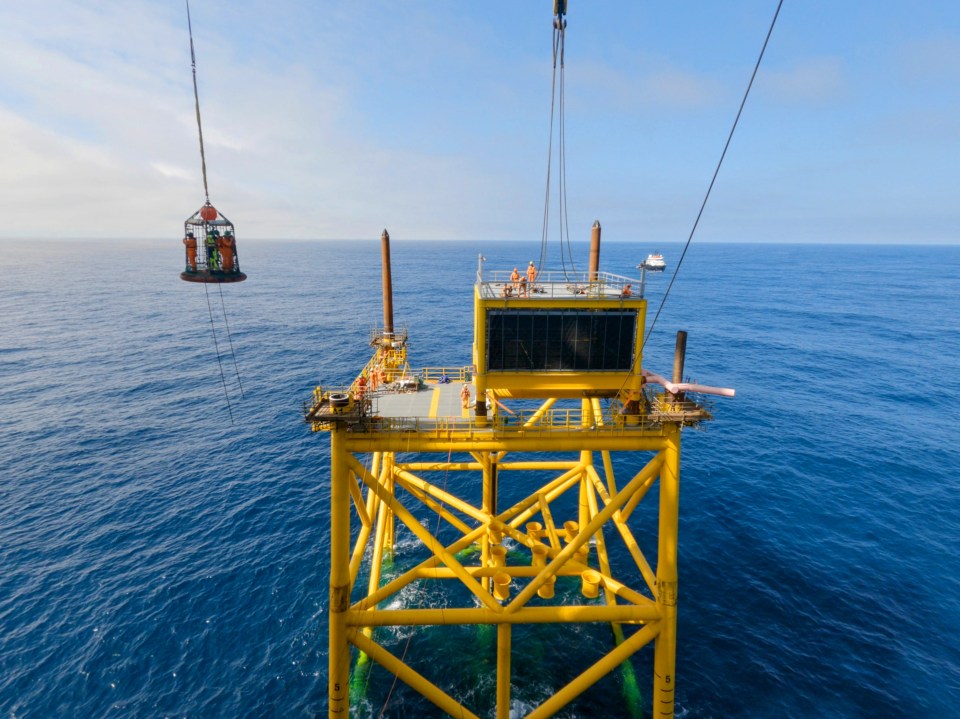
top-left (1, 239), bottom-right (959, 718)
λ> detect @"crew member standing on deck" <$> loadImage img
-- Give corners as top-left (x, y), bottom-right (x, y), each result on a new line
top-left (511, 267), bottom-right (521, 292)
top-left (461, 384), bottom-right (471, 409)
top-left (527, 261), bottom-right (538, 284)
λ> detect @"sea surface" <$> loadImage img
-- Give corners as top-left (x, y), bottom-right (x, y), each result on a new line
top-left (1, 239), bottom-right (958, 718)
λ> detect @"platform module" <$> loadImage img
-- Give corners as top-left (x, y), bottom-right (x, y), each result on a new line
top-left (305, 229), bottom-right (733, 718)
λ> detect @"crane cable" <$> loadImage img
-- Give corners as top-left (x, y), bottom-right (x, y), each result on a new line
top-left (186, 0), bottom-right (210, 204)
top-left (218, 283), bottom-right (245, 399)
top-left (187, 0), bottom-right (244, 418)
top-left (642, 0), bottom-right (784, 351)
top-left (539, 2), bottom-right (579, 282)
top-left (610, 0), bottom-right (784, 412)
top-left (204, 282), bottom-right (235, 423)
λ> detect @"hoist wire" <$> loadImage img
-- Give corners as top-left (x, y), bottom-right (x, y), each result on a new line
top-left (642, 0), bottom-right (784, 351)
top-left (204, 282), bottom-right (235, 423)
top-left (217, 283), bottom-right (245, 398)
top-left (538, 23), bottom-right (563, 279)
top-left (559, 41), bottom-right (579, 279)
top-left (186, 0), bottom-right (210, 203)
top-left (542, 14), bottom-right (578, 282)
top-left (557, 34), bottom-right (570, 280)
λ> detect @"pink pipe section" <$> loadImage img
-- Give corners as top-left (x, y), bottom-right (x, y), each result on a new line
top-left (641, 369), bottom-right (736, 398)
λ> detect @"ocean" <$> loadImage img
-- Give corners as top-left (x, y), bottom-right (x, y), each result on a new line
top-left (1, 239), bottom-right (958, 718)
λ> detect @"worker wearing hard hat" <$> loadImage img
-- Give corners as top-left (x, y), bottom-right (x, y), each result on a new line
top-left (526, 261), bottom-right (538, 284)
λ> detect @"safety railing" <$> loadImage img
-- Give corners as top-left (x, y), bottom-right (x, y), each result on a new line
top-left (356, 402), bottom-right (672, 435)
top-left (368, 327), bottom-right (408, 346)
top-left (418, 367), bottom-right (473, 383)
top-left (478, 270), bottom-right (639, 300)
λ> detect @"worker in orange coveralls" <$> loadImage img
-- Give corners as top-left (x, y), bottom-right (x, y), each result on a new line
top-left (183, 232), bottom-right (198, 272)
top-left (218, 230), bottom-right (235, 272)
top-left (526, 261), bottom-right (537, 284)
top-left (355, 374), bottom-right (368, 400)
top-left (460, 384), bottom-right (471, 409)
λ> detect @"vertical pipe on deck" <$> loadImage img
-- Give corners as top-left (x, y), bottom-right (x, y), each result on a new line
top-left (381, 229), bottom-right (394, 336)
top-left (653, 424), bottom-right (681, 719)
top-left (670, 330), bottom-right (687, 402)
top-left (588, 220), bottom-right (601, 281)
top-left (579, 398), bottom-right (593, 531)
top-left (329, 426), bottom-right (351, 718)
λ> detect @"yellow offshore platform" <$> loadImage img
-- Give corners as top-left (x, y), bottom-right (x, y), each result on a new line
top-left (305, 226), bottom-right (733, 718)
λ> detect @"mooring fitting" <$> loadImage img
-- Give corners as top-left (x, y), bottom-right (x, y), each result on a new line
top-left (491, 544), bottom-right (507, 568)
top-left (581, 569), bottom-right (602, 599)
top-left (531, 542), bottom-right (548, 568)
top-left (537, 575), bottom-right (556, 600)
top-left (493, 572), bottom-right (512, 601)
top-left (488, 520), bottom-right (504, 545)
top-left (526, 521), bottom-right (544, 542)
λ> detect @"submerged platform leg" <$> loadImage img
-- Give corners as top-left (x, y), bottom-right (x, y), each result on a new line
top-left (653, 424), bottom-right (681, 717)
top-left (329, 426), bottom-right (351, 717)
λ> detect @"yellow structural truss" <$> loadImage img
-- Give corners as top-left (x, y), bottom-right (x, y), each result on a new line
top-left (307, 271), bottom-right (711, 718)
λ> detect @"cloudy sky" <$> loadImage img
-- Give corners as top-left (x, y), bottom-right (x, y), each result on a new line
top-left (0, 1), bottom-right (957, 243)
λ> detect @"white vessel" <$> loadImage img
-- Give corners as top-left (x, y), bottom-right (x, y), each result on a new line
top-left (641, 252), bottom-right (666, 271)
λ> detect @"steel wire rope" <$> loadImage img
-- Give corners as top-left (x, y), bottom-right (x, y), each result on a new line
top-left (378, 447), bottom-right (457, 717)
top-left (217, 283), bottom-right (245, 398)
top-left (612, 0), bottom-right (784, 407)
top-left (558, 35), bottom-right (579, 280)
top-left (556, 25), bottom-right (570, 281)
top-left (185, 0), bottom-right (210, 203)
top-left (204, 282), bottom-right (235, 423)
top-left (642, 0), bottom-right (784, 351)
top-left (541, 13), bottom-right (579, 283)
top-left (537, 22), bottom-right (563, 279)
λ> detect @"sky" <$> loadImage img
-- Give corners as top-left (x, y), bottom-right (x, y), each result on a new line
top-left (0, 1), bottom-right (957, 244)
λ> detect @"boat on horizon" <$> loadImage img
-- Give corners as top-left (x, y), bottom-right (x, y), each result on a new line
top-left (640, 252), bottom-right (667, 271)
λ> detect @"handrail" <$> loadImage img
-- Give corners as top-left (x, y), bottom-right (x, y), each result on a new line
top-left (477, 269), bottom-right (639, 300)
top-left (419, 367), bottom-right (473, 383)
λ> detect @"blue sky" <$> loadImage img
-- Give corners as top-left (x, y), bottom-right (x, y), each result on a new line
top-left (0, 1), bottom-right (957, 243)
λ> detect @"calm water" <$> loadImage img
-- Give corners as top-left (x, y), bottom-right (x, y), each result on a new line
top-left (1, 240), bottom-right (958, 718)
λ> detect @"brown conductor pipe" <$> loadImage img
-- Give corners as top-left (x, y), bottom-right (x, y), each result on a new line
top-left (588, 220), bottom-right (601, 281)
top-left (381, 229), bottom-right (394, 335)
top-left (671, 331), bottom-right (688, 401)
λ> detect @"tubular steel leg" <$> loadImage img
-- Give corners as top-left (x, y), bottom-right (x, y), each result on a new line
top-left (653, 424), bottom-right (681, 718)
top-left (329, 426), bottom-right (351, 717)
top-left (496, 622), bottom-right (512, 719)
top-left (482, 452), bottom-right (494, 592)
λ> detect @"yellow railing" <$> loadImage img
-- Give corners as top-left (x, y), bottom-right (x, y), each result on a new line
top-left (419, 366), bottom-right (472, 383)
top-left (357, 406), bottom-right (667, 436)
